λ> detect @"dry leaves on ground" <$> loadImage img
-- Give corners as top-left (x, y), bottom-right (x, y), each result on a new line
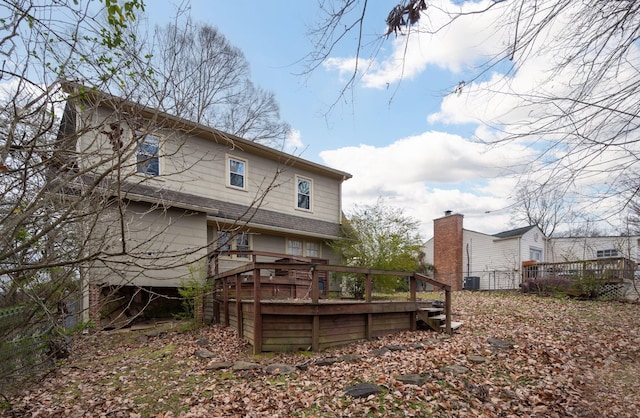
top-left (3, 291), bottom-right (640, 417)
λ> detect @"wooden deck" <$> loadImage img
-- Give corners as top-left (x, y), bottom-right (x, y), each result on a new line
top-left (209, 251), bottom-right (452, 354)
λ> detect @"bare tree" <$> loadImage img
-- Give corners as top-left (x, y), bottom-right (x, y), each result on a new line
top-left (308, 1), bottom-right (640, 228)
top-left (0, 1), bottom-right (292, 390)
top-left (0, 0), bottom-right (153, 388)
top-left (132, 17), bottom-right (291, 148)
top-left (510, 180), bottom-right (575, 237)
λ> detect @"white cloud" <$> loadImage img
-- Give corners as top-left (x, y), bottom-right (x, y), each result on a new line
top-left (320, 131), bottom-right (532, 237)
top-left (360, 0), bottom-right (510, 89)
top-left (284, 128), bottom-right (304, 153)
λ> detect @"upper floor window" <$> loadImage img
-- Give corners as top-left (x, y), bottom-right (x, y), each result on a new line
top-left (296, 176), bottom-right (312, 210)
top-left (529, 247), bottom-right (542, 262)
top-left (597, 249), bottom-right (618, 258)
top-left (136, 134), bottom-right (160, 176)
top-left (227, 156), bottom-right (246, 190)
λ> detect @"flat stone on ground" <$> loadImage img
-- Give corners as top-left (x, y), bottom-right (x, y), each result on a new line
top-left (385, 345), bottom-right (408, 351)
top-left (265, 363), bottom-right (296, 375)
top-left (207, 361), bottom-right (233, 370)
top-left (315, 357), bottom-right (339, 366)
top-left (194, 349), bottom-right (216, 359)
top-left (487, 338), bottom-right (515, 349)
top-left (232, 361), bottom-right (262, 371)
top-left (441, 365), bottom-right (469, 375)
top-left (344, 383), bottom-right (383, 398)
top-left (467, 355), bottom-right (488, 364)
top-left (371, 347), bottom-right (390, 355)
top-left (396, 374), bottom-right (428, 386)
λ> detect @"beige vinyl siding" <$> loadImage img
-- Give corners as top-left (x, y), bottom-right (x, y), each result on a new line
top-left (91, 202), bottom-right (207, 288)
top-left (144, 131), bottom-right (342, 224)
top-left (77, 107), bottom-right (345, 225)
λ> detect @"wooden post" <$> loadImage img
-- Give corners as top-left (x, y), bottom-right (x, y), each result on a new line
top-left (253, 266), bottom-right (262, 354)
top-left (409, 275), bottom-right (416, 301)
top-left (312, 314), bottom-right (320, 352)
top-left (366, 313), bottom-right (373, 340)
top-left (365, 273), bottom-right (372, 302)
top-left (223, 277), bottom-right (229, 327)
top-left (445, 287), bottom-right (452, 336)
top-left (235, 274), bottom-right (243, 337)
top-left (311, 267), bottom-right (319, 304)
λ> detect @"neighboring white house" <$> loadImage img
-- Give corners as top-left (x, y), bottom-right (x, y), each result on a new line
top-left (424, 212), bottom-right (639, 292)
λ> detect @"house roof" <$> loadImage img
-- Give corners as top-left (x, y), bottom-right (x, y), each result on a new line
top-left (493, 225), bottom-right (538, 239)
top-left (59, 81), bottom-right (352, 182)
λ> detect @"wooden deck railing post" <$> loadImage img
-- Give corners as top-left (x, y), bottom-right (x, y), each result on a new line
top-left (409, 275), bottom-right (416, 301)
top-left (253, 266), bottom-right (262, 354)
top-left (311, 267), bottom-right (320, 304)
top-left (409, 275), bottom-right (417, 331)
top-left (365, 273), bottom-right (372, 303)
top-left (235, 274), bottom-right (243, 338)
top-left (223, 277), bottom-right (229, 327)
top-left (445, 287), bottom-right (452, 336)
top-left (312, 314), bottom-right (320, 352)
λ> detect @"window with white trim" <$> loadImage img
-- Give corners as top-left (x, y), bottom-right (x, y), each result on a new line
top-left (286, 239), bottom-right (321, 258)
top-left (296, 176), bottom-right (312, 210)
top-left (596, 249), bottom-right (618, 258)
top-left (217, 231), bottom-right (251, 259)
top-left (136, 134), bottom-right (160, 176)
top-left (529, 247), bottom-right (542, 262)
top-left (305, 241), bottom-right (320, 257)
top-left (287, 239), bottom-right (303, 256)
top-left (236, 232), bottom-right (250, 259)
top-left (227, 156), bottom-right (246, 190)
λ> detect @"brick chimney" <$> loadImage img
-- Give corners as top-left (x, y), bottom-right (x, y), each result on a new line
top-left (433, 211), bottom-right (464, 291)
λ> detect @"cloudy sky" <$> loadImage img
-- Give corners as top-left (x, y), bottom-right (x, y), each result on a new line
top-left (143, 1), bottom-right (636, 239)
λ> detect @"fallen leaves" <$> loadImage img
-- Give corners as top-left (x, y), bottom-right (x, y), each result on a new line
top-left (3, 292), bottom-right (640, 417)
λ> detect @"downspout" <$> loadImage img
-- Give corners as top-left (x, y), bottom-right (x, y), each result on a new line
top-left (466, 242), bottom-right (471, 281)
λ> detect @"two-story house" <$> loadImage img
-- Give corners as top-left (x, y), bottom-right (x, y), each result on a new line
top-left (56, 82), bottom-right (351, 326)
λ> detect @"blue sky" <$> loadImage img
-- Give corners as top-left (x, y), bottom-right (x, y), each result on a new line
top-left (142, 1), bottom-right (635, 239)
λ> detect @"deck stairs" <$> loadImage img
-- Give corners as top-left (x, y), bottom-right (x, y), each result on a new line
top-left (416, 305), bottom-right (463, 332)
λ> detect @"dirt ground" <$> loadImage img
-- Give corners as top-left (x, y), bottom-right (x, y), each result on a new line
top-left (3, 291), bottom-right (640, 417)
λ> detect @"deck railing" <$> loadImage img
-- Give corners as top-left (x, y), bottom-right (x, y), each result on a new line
top-left (207, 251), bottom-right (454, 352)
top-left (523, 257), bottom-right (635, 282)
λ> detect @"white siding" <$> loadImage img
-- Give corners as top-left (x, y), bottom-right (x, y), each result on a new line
top-left (548, 236), bottom-right (640, 263)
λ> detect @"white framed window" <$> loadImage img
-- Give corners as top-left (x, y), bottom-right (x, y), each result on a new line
top-left (305, 241), bottom-right (320, 257)
top-left (227, 155), bottom-right (247, 190)
top-left (136, 134), bottom-right (160, 176)
top-left (217, 231), bottom-right (251, 259)
top-left (596, 249), bottom-right (618, 258)
top-left (529, 247), bottom-right (542, 262)
top-left (286, 239), bottom-right (321, 257)
top-left (287, 239), bottom-right (303, 256)
top-left (236, 232), bottom-right (250, 259)
top-left (296, 176), bottom-right (312, 211)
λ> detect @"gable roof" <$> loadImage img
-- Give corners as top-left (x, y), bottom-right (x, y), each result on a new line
top-left (493, 225), bottom-right (538, 239)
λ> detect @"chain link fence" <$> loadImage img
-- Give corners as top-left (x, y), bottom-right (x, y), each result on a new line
top-left (0, 295), bottom-right (82, 392)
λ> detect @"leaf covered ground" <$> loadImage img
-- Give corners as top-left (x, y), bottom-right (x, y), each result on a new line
top-left (4, 291), bottom-right (640, 417)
